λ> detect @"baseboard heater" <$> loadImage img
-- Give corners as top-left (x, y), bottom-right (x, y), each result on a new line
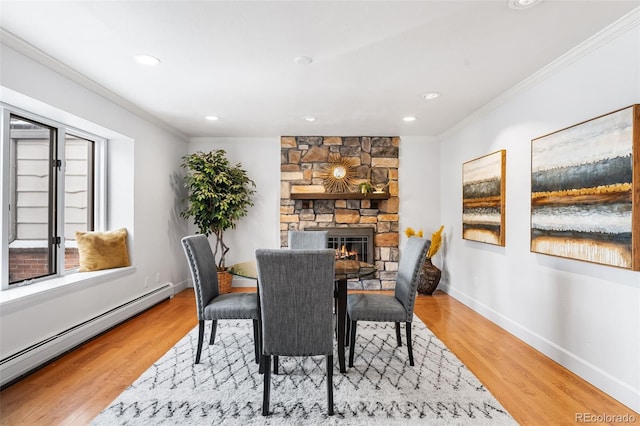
top-left (0, 282), bottom-right (175, 388)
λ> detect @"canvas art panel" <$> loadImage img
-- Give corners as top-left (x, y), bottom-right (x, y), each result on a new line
top-left (462, 150), bottom-right (506, 246)
top-left (530, 104), bottom-right (640, 271)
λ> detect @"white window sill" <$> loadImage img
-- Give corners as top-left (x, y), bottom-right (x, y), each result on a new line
top-left (0, 266), bottom-right (136, 312)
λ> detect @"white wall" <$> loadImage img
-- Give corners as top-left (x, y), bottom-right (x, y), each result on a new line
top-left (398, 136), bottom-right (442, 257)
top-left (188, 138), bottom-right (281, 286)
top-left (438, 17), bottom-right (640, 412)
top-left (0, 43), bottom-right (189, 360)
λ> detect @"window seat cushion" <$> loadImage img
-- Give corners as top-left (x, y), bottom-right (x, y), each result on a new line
top-left (76, 228), bottom-right (130, 272)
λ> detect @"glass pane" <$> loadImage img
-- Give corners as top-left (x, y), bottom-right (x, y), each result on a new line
top-left (8, 115), bottom-right (56, 284)
top-left (64, 134), bottom-right (94, 271)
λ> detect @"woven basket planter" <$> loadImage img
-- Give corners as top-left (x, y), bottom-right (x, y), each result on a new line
top-left (217, 271), bottom-right (233, 294)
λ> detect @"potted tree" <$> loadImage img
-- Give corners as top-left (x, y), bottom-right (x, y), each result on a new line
top-left (181, 150), bottom-right (256, 292)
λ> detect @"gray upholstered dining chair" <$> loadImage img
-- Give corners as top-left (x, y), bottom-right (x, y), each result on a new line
top-left (255, 248), bottom-right (335, 416)
top-left (288, 230), bottom-right (328, 249)
top-left (181, 234), bottom-right (260, 365)
top-left (346, 236), bottom-right (430, 367)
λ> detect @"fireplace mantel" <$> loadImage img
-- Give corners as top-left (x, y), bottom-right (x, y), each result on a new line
top-left (290, 192), bottom-right (389, 200)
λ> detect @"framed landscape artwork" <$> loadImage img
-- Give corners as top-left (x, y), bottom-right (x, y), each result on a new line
top-left (531, 104), bottom-right (640, 271)
top-left (462, 150), bottom-right (506, 246)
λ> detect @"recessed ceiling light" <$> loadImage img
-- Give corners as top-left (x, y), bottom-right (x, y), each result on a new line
top-left (303, 116), bottom-right (316, 122)
top-left (423, 92), bottom-right (441, 100)
top-left (205, 115), bottom-right (219, 121)
top-left (133, 54), bottom-right (161, 66)
top-left (508, 0), bottom-right (542, 10)
top-left (403, 116), bottom-right (417, 122)
top-left (294, 56), bottom-right (313, 65)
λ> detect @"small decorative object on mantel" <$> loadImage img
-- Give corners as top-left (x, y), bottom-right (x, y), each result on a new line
top-left (358, 181), bottom-right (373, 195)
top-left (319, 153), bottom-right (357, 193)
top-left (369, 166), bottom-right (390, 193)
top-left (406, 225), bottom-right (444, 295)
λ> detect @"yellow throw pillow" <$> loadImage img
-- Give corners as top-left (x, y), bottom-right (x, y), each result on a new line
top-left (76, 228), bottom-right (130, 272)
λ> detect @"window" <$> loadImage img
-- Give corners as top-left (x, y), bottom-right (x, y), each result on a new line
top-left (4, 112), bottom-right (103, 286)
top-left (63, 134), bottom-right (95, 270)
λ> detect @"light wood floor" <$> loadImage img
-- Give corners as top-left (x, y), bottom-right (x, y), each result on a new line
top-left (0, 289), bottom-right (636, 425)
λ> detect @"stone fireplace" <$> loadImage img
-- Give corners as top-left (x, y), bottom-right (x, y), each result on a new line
top-left (280, 136), bottom-right (400, 289)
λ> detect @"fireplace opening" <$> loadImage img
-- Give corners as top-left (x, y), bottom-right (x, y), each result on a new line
top-left (305, 227), bottom-right (375, 264)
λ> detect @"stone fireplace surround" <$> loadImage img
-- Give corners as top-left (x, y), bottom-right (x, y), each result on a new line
top-left (280, 136), bottom-right (399, 290)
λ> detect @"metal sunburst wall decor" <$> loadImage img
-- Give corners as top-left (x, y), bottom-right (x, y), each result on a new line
top-left (319, 153), bottom-right (357, 193)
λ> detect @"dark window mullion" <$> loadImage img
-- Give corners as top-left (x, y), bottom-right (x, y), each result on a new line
top-left (48, 127), bottom-right (59, 276)
top-left (87, 141), bottom-right (95, 231)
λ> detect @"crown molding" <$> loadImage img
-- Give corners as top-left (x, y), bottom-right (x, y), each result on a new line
top-left (439, 6), bottom-right (640, 140)
top-left (0, 28), bottom-right (188, 140)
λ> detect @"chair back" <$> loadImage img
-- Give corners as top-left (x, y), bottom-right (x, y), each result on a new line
top-left (181, 234), bottom-right (220, 320)
top-left (256, 248), bottom-right (335, 356)
top-left (288, 230), bottom-right (328, 249)
top-left (394, 237), bottom-right (431, 320)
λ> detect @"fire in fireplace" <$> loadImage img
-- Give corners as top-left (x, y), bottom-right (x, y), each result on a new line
top-left (305, 227), bottom-right (375, 264)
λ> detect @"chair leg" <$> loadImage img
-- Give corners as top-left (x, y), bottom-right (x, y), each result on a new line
top-left (257, 319), bottom-right (265, 374)
top-left (345, 313), bottom-right (351, 346)
top-left (406, 322), bottom-right (414, 366)
top-left (273, 356), bottom-right (279, 375)
top-left (395, 322), bottom-right (402, 347)
top-left (348, 320), bottom-right (357, 367)
top-left (253, 319), bottom-right (260, 364)
top-left (326, 355), bottom-right (334, 416)
top-left (195, 320), bottom-right (205, 364)
top-left (209, 320), bottom-right (218, 345)
top-left (262, 355), bottom-right (271, 416)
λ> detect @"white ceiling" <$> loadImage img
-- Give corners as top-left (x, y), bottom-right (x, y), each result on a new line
top-left (1, 1), bottom-right (638, 138)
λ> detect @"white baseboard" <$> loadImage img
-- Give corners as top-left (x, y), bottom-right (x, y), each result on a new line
top-left (439, 283), bottom-right (640, 413)
top-left (172, 279), bottom-right (189, 294)
top-left (0, 282), bottom-right (175, 387)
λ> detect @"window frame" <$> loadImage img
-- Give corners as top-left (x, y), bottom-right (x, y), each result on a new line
top-left (1, 106), bottom-right (107, 290)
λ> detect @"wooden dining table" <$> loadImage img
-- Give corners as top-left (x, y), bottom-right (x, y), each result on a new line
top-left (228, 258), bottom-right (376, 373)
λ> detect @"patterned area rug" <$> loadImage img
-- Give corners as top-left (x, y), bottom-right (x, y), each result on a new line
top-left (92, 317), bottom-right (515, 425)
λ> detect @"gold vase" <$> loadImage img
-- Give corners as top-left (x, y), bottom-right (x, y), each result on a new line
top-left (417, 257), bottom-right (441, 295)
